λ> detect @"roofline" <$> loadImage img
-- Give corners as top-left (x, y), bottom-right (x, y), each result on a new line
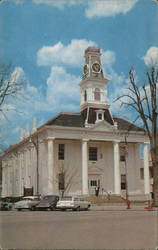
top-left (113, 116), bottom-right (146, 132)
top-left (38, 112), bottom-right (81, 129)
top-left (2, 114), bottom-right (147, 158)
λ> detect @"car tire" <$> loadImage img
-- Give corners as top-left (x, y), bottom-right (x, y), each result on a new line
top-left (76, 206), bottom-right (80, 211)
top-left (17, 208), bottom-right (22, 211)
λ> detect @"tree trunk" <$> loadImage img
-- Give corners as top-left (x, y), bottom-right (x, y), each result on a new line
top-left (151, 146), bottom-right (158, 207)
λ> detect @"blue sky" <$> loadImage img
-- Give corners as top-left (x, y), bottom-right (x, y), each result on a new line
top-left (0, 0), bottom-right (158, 147)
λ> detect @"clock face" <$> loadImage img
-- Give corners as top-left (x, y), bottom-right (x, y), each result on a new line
top-left (92, 62), bottom-right (101, 73)
top-left (83, 64), bottom-right (88, 75)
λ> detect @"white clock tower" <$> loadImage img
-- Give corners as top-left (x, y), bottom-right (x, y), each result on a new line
top-left (80, 47), bottom-right (113, 126)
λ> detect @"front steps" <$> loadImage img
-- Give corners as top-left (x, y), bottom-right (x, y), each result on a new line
top-left (86, 195), bottom-right (148, 206)
top-left (86, 195), bottom-right (126, 205)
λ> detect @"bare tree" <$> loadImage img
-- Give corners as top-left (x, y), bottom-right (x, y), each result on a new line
top-left (0, 62), bottom-right (24, 119)
top-left (58, 162), bottom-right (78, 197)
top-left (116, 67), bottom-right (158, 206)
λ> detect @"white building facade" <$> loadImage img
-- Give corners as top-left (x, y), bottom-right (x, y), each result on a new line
top-left (1, 47), bottom-right (151, 200)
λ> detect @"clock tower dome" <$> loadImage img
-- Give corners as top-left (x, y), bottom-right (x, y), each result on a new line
top-left (80, 47), bottom-right (113, 127)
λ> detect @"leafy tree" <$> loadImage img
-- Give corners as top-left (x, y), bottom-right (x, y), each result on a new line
top-left (116, 67), bottom-right (158, 206)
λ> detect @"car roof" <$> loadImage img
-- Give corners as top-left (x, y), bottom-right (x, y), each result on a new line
top-left (23, 196), bottom-right (39, 199)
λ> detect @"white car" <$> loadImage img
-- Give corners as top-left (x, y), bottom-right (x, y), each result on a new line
top-left (14, 196), bottom-right (40, 211)
top-left (56, 196), bottom-right (91, 211)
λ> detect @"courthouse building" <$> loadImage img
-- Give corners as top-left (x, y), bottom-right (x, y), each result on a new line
top-left (1, 47), bottom-right (151, 200)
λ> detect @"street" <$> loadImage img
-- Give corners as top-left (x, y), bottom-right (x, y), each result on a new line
top-left (0, 209), bottom-right (158, 249)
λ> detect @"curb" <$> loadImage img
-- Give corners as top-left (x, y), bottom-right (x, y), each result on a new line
top-left (90, 205), bottom-right (158, 211)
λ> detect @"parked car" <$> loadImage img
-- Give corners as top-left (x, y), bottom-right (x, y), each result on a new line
top-left (14, 196), bottom-right (41, 211)
top-left (0, 202), bottom-right (12, 211)
top-left (56, 196), bottom-right (91, 211)
top-left (34, 195), bottom-right (59, 211)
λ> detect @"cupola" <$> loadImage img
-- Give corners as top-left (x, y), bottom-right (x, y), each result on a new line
top-left (80, 47), bottom-right (113, 127)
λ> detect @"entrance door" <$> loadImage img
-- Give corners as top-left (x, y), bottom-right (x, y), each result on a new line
top-left (88, 176), bottom-right (101, 195)
top-left (23, 187), bottom-right (33, 196)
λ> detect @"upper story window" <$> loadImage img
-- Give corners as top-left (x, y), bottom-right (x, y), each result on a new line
top-left (120, 147), bottom-right (126, 161)
top-left (89, 147), bottom-right (98, 161)
top-left (84, 90), bottom-right (87, 101)
top-left (121, 174), bottom-right (126, 190)
top-left (58, 144), bottom-right (65, 160)
top-left (96, 110), bottom-right (104, 123)
top-left (94, 88), bottom-right (101, 101)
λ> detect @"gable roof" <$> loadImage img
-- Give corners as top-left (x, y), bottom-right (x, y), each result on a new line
top-left (40, 112), bottom-right (145, 132)
top-left (113, 117), bottom-right (145, 132)
top-left (44, 112), bottom-right (85, 128)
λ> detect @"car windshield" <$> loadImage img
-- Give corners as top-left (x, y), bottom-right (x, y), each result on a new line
top-left (22, 197), bottom-right (39, 201)
top-left (22, 198), bottom-right (32, 201)
top-left (41, 196), bottom-right (57, 202)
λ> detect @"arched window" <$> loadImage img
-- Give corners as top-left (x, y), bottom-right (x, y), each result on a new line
top-left (84, 90), bottom-right (87, 101)
top-left (94, 88), bottom-right (100, 101)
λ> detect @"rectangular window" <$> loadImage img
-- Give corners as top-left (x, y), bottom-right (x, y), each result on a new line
top-left (121, 174), bottom-right (126, 190)
top-left (140, 167), bottom-right (153, 179)
top-left (120, 147), bottom-right (125, 161)
top-left (58, 144), bottom-right (65, 160)
top-left (140, 168), bottom-right (144, 180)
top-left (90, 180), bottom-right (97, 186)
top-left (149, 167), bottom-right (153, 178)
top-left (89, 147), bottom-right (98, 161)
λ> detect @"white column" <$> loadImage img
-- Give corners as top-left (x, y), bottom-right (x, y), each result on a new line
top-left (82, 139), bottom-right (89, 195)
top-left (21, 152), bottom-right (25, 196)
top-left (113, 140), bottom-right (121, 195)
top-left (47, 138), bottom-right (55, 195)
top-left (18, 152), bottom-right (22, 196)
top-left (7, 164), bottom-right (11, 196)
top-left (25, 150), bottom-right (30, 188)
top-left (144, 142), bottom-right (150, 194)
top-left (2, 165), bottom-right (6, 197)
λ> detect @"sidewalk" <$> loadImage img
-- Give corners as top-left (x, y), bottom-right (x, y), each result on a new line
top-left (90, 203), bottom-right (158, 211)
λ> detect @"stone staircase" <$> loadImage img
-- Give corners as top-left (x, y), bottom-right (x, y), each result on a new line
top-left (86, 195), bottom-right (149, 206)
top-left (86, 195), bottom-right (126, 205)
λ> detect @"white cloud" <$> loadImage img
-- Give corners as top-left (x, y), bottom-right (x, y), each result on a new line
top-left (37, 39), bottom-right (128, 115)
top-left (32, 0), bottom-right (138, 18)
top-left (11, 0), bottom-right (25, 4)
top-left (37, 39), bottom-right (97, 67)
top-left (46, 66), bottom-right (80, 111)
top-left (10, 67), bottom-right (26, 84)
top-left (142, 47), bottom-right (158, 67)
top-left (102, 50), bottom-right (116, 69)
top-left (32, 0), bottom-right (82, 8)
top-left (85, 0), bottom-right (138, 18)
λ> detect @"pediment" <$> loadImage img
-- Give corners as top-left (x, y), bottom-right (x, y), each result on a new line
top-left (90, 120), bottom-right (114, 132)
top-left (88, 165), bottom-right (103, 175)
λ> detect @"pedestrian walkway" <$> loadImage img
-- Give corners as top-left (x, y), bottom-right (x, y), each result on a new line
top-left (91, 203), bottom-right (158, 211)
